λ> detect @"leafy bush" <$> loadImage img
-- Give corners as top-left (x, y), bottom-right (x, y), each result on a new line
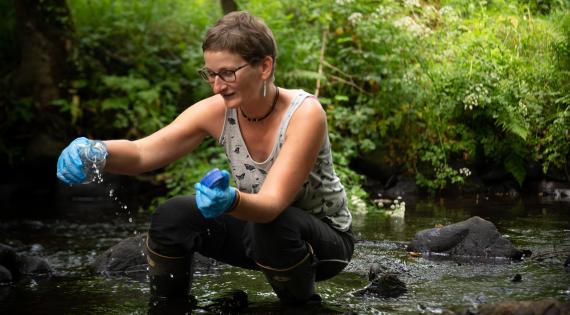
top-left (63, 0), bottom-right (220, 138)
top-left (241, 0), bottom-right (570, 193)
top-left (6, 0), bottom-right (566, 210)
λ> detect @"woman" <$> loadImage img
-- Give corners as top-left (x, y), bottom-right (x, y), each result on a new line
top-left (56, 11), bottom-right (354, 305)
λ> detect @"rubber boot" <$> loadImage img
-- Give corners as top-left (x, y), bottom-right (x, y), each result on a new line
top-left (144, 236), bottom-right (194, 300)
top-left (256, 243), bottom-right (321, 305)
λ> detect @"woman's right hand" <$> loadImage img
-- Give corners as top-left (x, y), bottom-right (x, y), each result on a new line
top-left (56, 137), bottom-right (108, 184)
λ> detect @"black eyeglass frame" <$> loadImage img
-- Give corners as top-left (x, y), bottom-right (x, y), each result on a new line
top-left (198, 64), bottom-right (249, 83)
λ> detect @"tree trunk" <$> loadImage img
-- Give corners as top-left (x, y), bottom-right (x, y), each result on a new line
top-left (220, 0), bottom-right (238, 14)
top-left (11, 0), bottom-right (74, 107)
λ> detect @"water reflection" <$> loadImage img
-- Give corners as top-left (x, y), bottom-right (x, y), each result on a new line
top-left (0, 195), bottom-right (569, 314)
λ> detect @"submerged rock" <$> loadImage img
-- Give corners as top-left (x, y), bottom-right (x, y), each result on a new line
top-left (407, 216), bottom-right (528, 260)
top-left (448, 297), bottom-right (570, 315)
top-left (17, 255), bottom-right (52, 275)
top-left (203, 289), bottom-right (248, 313)
top-left (92, 233), bottom-right (218, 280)
top-left (0, 243), bottom-right (52, 283)
top-left (91, 233), bottom-right (148, 279)
top-left (0, 244), bottom-right (19, 276)
top-left (353, 262), bottom-right (407, 298)
top-left (0, 265), bottom-right (12, 284)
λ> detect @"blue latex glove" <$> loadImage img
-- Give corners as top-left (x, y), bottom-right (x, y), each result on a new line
top-left (194, 169), bottom-right (237, 218)
top-left (56, 137), bottom-right (108, 184)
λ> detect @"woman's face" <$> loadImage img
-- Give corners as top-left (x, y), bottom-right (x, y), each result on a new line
top-left (203, 50), bottom-right (262, 109)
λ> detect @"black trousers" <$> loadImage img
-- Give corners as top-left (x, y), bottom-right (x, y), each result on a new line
top-left (148, 195), bottom-right (354, 281)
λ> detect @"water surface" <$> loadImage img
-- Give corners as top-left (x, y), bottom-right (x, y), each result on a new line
top-left (0, 194), bottom-right (569, 314)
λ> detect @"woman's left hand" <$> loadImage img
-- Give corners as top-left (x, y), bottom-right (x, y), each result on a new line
top-left (194, 169), bottom-right (237, 218)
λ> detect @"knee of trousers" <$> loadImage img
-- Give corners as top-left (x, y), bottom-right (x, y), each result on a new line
top-left (247, 211), bottom-right (308, 268)
top-left (148, 195), bottom-right (202, 256)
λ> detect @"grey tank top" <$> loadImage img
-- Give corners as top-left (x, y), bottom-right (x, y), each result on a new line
top-left (219, 90), bottom-right (352, 232)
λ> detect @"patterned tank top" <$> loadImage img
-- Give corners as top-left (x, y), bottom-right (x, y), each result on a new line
top-left (219, 90), bottom-right (352, 232)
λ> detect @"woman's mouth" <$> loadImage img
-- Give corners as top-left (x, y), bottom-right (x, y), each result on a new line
top-left (221, 92), bottom-right (235, 99)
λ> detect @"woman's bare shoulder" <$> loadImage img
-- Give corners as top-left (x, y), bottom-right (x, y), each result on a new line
top-left (173, 94), bottom-right (227, 137)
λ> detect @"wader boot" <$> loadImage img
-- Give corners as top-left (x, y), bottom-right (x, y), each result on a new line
top-left (256, 243), bottom-right (321, 305)
top-left (144, 236), bottom-right (194, 301)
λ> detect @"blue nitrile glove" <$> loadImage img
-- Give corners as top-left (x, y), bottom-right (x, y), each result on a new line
top-left (194, 169), bottom-right (237, 218)
top-left (56, 137), bottom-right (108, 184)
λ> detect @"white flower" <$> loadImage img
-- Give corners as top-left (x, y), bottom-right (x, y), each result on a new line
top-left (373, 6), bottom-right (390, 18)
top-left (439, 6), bottom-right (459, 22)
top-left (403, 0), bottom-right (421, 8)
top-left (463, 83), bottom-right (489, 110)
top-left (335, 0), bottom-right (354, 5)
top-left (459, 167), bottom-right (472, 176)
top-left (348, 12), bottom-right (363, 26)
top-left (393, 16), bottom-right (432, 36)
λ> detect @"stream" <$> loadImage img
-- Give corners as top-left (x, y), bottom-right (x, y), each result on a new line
top-left (0, 188), bottom-right (569, 314)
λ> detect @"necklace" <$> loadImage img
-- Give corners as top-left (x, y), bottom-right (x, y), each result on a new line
top-left (240, 86), bottom-right (280, 123)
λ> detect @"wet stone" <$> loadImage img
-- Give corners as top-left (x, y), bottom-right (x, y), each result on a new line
top-left (203, 289), bottom-right (248, 313)
top-left (0, 265), bottom-right (12, 284)
top-left (407, 216), bottom-right (526, 260)
top-left (447, 297), bottom-right (570, 315)
top-left (353, 263), bottom-right (407, 298)
top-left (91, 233), bottom-right (148, 279)
top-left (0, 244), bottom-right (19, 274)
top-left (92, 233), bottom-right (218, 280)
top-left (0, 243), bottom-right (52, 279)
top-left (17, 256), bottom-right (52, 275)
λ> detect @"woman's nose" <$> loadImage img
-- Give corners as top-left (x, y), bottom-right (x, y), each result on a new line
top-left (212, 76), bottom-right (226, 94)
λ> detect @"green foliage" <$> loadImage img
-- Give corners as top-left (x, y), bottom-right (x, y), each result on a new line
top-left (3, 0), bottom-right (568, 211)
top-left (0, 1), bottom-right (16, 73)
top-left (240, 0), bottom-right (570, 193)
top-left (152, 138), bottom-right (229, 208)
top-left (62, 0), bottom-right (221, 138)
top-left (49, 0), bottom-right (226, 207)
top-left (159, 0), bottom-right (569, 200)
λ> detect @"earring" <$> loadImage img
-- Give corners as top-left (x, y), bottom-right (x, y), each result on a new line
top-left (263, 80), bottom-right (267, 98)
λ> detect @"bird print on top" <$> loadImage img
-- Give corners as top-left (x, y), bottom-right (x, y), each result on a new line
top-left (219, 90), bottom-right (352, 232)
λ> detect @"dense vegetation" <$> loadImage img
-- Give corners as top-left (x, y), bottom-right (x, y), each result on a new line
top-left (1, 0), bottom-right (569, 210)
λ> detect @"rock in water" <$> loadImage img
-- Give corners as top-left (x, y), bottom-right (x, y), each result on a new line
top-left (407, 216), bottom-right (527, 260)
top-left (354, 263), bottom-right (407, 298)
top-left (91, 233), bottom-right (148, 279)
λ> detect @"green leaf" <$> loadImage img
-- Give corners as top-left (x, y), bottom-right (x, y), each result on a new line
top-left (101, 97), bottom-right (129, 111)
top-left (504, 153), bottom-right (526, 185)
top-left (334, 95), bottom-right (349, 102)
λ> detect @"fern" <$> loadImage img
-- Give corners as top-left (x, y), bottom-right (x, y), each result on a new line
top-left (504, 151), bottom-right (526, 185)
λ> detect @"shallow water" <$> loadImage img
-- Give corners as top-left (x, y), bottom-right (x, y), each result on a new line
top-left (0, 194), bottom-right (569, 314)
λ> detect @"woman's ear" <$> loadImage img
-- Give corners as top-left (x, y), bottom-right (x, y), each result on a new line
top-left (260, 56), bottom-right (274, 80)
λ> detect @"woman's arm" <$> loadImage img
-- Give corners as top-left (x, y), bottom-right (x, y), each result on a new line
top-left (104, 96), bottom-right (226, 175)
top-left (230, 96), bottom-right (327, 222)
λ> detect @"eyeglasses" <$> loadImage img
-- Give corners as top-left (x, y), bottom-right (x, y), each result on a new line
top-left (198, 64), bottom-right (249, 83)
